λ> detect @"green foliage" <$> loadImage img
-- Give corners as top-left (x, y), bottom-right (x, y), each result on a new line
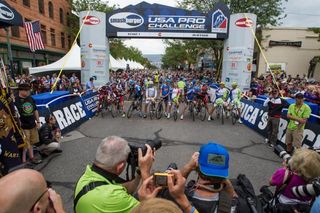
top-left (70, 0), bottom-right (152, 67)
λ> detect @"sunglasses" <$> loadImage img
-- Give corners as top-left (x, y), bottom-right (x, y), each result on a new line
top-left (30, 181), bottom-right (52, 211)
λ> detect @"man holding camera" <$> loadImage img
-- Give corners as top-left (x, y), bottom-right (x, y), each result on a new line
top-left (263, 89), bottom-right (289, 148)
top-left (74, 136), bottom-right (160, 213)
top-left (285, 93), bottom-right (311, 153)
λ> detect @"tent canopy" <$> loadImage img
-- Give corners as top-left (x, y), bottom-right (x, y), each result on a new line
top-left (29, 44), bottom-right (81, 75)
top-left (29, 44), bottom-right (141, 75)
top-left (0, 0), bottom-right (23, 27)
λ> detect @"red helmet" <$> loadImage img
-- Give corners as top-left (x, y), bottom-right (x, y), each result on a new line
top-left (201, 85), bottom-right (208, 92)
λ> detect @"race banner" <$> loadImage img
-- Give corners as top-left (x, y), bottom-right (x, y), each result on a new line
top-left (105, 2), bottom-right (230, 39)
top-left (81, 92), bottom-right (99, 118)
top-left (240, 99), bottom-right (320, 149)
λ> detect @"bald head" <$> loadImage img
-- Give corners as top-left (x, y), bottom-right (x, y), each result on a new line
top-left (0, 169), bottom-right (47, 213)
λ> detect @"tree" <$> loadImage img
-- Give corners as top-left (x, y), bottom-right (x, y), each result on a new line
top-left (166, 0), bottom-right (288, 76)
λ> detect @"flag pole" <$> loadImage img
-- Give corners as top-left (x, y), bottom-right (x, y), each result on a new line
top-left (5, 27), bottom-right (15, 79)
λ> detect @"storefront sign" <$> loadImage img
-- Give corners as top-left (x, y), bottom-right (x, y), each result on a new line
top-left (269, 40), bottom-right (302, 47)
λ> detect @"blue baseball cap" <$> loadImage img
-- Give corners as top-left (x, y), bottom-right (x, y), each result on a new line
top-left (198, 142), bottom-right (229, 178)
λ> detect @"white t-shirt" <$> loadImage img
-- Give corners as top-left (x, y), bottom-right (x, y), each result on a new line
top-left (146, 88), bottom-right (157, 98)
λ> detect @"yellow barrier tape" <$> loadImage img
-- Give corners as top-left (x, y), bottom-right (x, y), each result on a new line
top-left (242, 13), bottom-right (283, 97)
top-left (50, 10), bottom-right (91, 93)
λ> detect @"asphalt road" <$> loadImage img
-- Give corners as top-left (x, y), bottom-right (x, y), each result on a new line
top-left (37, 110), bottom-right (282, 212)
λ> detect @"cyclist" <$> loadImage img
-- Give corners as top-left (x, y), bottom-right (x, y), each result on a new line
top-left (207, 83), bottom-right (218, 120)
top-left (228, 82), bottom-right (242, 123)
top-left (169, 82), bottom-right (182, 119)
top-left (144, 81), bottom-right (157, 118)
top-left (160, 79), bottom-right (171, 118)
top-left (112, 82), bottom-right (126, 117)
top-left (134, 81), bottom-right (143, 115)
top-left (180, 84), bottom-right (197, 120)
top-left (177, 77), bottom-right (186, 98)
top-left (127, 79), bottom-right (135, 100)
top-left (193, 82), bottom-right (209, 115)
top-left (208, 82), bottom-right (230, 121)
top-left (97, 85), bottom-right (109, 113)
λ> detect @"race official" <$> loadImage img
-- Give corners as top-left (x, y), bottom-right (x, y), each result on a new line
top-left (263, 89), bottom-right (289, 148)
top-left (285, 93), bottom-right (311, 153)
top-left (74, 136), bottom-right (159, 213)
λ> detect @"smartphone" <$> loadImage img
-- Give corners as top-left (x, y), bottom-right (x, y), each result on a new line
top-left (153, 173), bottom-right (173, 187)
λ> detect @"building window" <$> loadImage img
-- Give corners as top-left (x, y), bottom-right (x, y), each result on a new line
top-left (41, 25), bottom-right (47, 45)
top-left (11, 26), bottom-right (20, 37)
top-left (61, 32), bottom-right (65, 48)
top-left (59, 8), bottom-right (64, 24)
top-left (38, 0), bottom-right (45, 14)
top-left (23, 0), bottom-right (30, 7)
top-left (48, 1), bottom-right (54, 19)
top-left (67, 35), bottom-right (72, 49)
top-left (50, 28), bottom-right (56, 46)
top-left (66, 12), bottom-right (70, 27)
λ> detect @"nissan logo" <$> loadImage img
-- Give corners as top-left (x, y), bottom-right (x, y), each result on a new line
top-left (109, 12), bottom-right (144, 29)
top-left (0, 3), bottom-right (14, 21)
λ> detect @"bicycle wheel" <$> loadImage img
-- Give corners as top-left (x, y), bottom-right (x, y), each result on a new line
top-left (101, 101), bottom-right (107, 118)
top-left (156, 102), bottom-right (163, 119)
top-left (231, 110), bottom-right (236, 125)
top-left (149, 103), bottom-right (155, 120)
top-left (221, 107), bottom-right (224, 125)
top-left (127, 103), bottom-right (134, 118)
top-left (199, 105), bottom-right (206, 121)
top-left (216, 106), bottom-right (220, 119)
top-left (190, 103), bottom-right (195, 122)
top-left (110, 104), bottom-right (116, 118)
top-left (173, 106), bottom-right (178, 121)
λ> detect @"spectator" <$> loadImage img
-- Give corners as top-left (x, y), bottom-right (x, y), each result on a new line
top-left (70, 81), bottom-right (82, 94)
top-left (131, 198), bottom-right (182, 213)
top-left (0, 169), bottom-right (65, 213)
top-left (263, 89), bottom-right (289, 148)
top-left (74, 136), bottom-right (157, 213)
top-left (14, 83), bottom-right (42, 164)
top-left (285, 93), bottom-right (312, 154)
top-left (269, 149), bottom-right (320, 205)
top-left (160, 142), bottom-right (236, 213)
top-left (86, 77), bottom-right (95, 91)
top-left (38, 114), bottom-right (62, 157)
top-left (70, 73), bottom-right (78, 83)
top-left (311, 196), bottom-right (320, 213)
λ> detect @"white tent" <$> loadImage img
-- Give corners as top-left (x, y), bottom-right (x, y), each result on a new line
top-left (29, 44), bottom-right (81, 75)
top-left (29, 44), bottom-right (123, 74)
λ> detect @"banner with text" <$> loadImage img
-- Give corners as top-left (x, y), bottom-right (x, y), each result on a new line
top-left (106, 2), bottom-right (230, 39)
top-left (37, 92), bottom-right (98, 134)
top-left (240, 99), bottom-right (320, 149)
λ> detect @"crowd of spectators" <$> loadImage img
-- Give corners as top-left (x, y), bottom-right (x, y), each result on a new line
top-left (250, 73), bottom-right (320, 105)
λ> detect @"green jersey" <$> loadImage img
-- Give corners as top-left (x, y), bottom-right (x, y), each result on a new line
top-left (287, 103), bottom-right (311, 130)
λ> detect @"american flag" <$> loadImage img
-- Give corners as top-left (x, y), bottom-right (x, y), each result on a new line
top-left (24, 21), bottom-right (45, 52)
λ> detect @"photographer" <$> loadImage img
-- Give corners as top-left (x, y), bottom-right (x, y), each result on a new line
top-left (311, 196), bottom-right (320, 213)
top-left (74, 136), bottom-right (158, 213)
top-left (269, 149), bottom-right (320, 209)
top-left (161, 142), bottom-right (236, 213)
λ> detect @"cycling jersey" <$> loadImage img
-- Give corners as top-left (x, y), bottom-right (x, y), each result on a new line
top-left (186, 89), bottom-right (195, 101)
top-left (178, 80), bottom-right (186, 90)
top-left (161, 84), bottom-right (170, 97)
top-left (146, 88), bottom-right (157, 99)
top-left (135, 84), bottom-right (142, 96)
top-left (230, 88), bottom-right (241, 101)
top-left (207, 88), bottom-right (217, 103)
top-left (216, 88), bottom-right (229, 101)
top-left (171, 88), bottom-right (181, 101)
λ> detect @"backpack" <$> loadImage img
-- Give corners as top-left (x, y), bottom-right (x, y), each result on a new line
top-left (230, 174), bottom-right (264, 213)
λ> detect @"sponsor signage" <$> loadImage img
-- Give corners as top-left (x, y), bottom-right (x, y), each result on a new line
top-left (106, 2), bottom-right (230, 39)
top-left (37, 92), bottom-right (99, 134)
top-left (0, 2), bottom-right (14, 20)
top-left (269, 40), bottom-right (302, 47)
top-left (240, 99), bottom-right (320, 149)
top-left (83, 15), bottom-right (100, 25)
top-left (235, 18), bottom-right (253, 28)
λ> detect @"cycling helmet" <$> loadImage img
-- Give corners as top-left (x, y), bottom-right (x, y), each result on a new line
top-left (201, 85), bottom-right (208, 92)
top-left (129, 79), bottom-right (135, 86)
top-left (231, 82), bottom-right (237, 87)
top-left (194, 86), bottom-right (201, 93)
top-left (220, 82), bottom-right (225, 86)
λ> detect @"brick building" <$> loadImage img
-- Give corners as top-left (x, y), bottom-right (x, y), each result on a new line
top-left (0, 0), bottom-right (73, 74)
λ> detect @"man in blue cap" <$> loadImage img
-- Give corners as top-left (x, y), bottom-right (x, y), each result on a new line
top-left (179, 142), bottom-right (236, 213)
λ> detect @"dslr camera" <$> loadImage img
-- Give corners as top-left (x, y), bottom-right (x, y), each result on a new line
top-left (292, 177), bottom-right (320, 198)
top-left (274, 145), bottom-right (291, 163)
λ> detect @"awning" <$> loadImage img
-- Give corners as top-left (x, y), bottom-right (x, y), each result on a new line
top-left (0, 0), bottom-right (23, 28)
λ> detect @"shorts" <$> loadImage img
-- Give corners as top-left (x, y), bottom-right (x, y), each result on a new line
top-left (134, 94), bottom-right (143, 102)
top-left (214, 98), bottom-right (225, 107)
top-left (23, 127), bottom-right (39, 148)
top-left (285, 129), bottom-right (303, 148)
top-left (163, 96), bottom-right (170, 104)
top-left (231, 99), bottom-right (241, 109)
top-left (118, 96), bottom-right (124, 103)
top-left (172, 96), bottom-right (179, 105)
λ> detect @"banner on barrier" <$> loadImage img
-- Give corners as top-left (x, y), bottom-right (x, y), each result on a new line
top-left (240, 99), bottom-right (320, 149)
top-left (37, 92), bottom-right (98, 134)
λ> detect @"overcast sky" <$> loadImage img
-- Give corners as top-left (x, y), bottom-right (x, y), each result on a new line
top-left (106, 0), bottom-right (320, 54)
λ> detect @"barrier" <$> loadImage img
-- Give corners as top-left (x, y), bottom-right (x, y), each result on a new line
top-left (240, 99), bottom-right (320, 149)
top-left (36, 92), bottom-right (98, 134)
